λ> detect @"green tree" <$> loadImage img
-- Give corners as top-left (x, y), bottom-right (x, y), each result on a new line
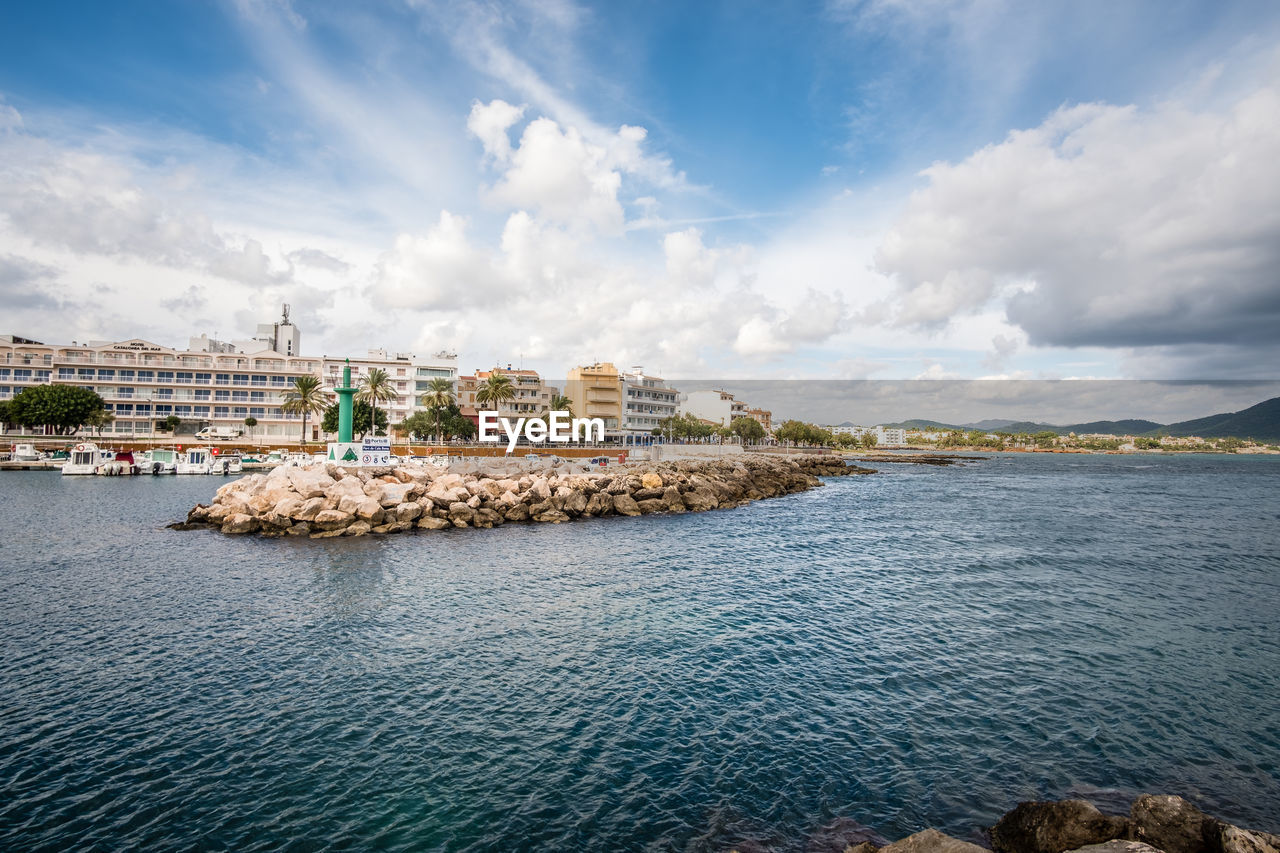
top-left (418, 377), bottom-right (456, 443)
top-left (9, 384), bottom-right (106, 435)
top-left (861, 431), bottom-right (878, 448)
top-left (399, 411), bottom-right (435, 442)
top-left (0, 400), bottom-right (11, 431)
top-left (357, 367), bottom-right (397, 437)
top-left (321, 400), bottom-right (388, 439)
top-left (281, 375), bottom-right (328, 444)
top-left (475, 372), bottom-right (516, 416)
top-left (161, 414), bottom-right (183, 433)
top-left (243, 415), bottom-right (258, 442)
top-left (730, 416), bottom-right (765, 443)
top-left (403, 404), bottom-right (475, 441)
top-left (84, 407), bottom-right (116, 436)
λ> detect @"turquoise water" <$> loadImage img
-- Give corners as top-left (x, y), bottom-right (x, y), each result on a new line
top-left (1, 454), bottom-right (1278, 851)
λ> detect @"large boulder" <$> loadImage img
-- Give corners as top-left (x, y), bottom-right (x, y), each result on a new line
top-left (416, 516), bottom-right (451, 530)
top-left (1129, 795), bottom-right (1214, 853)
top-left (503, 503), bottom-right (531, 522)
top-left (662, 485), bottom-right (686, 512)
top-left (292, 496), bottom-right (327, 521)
top-left (682, 487), bottom-right (718, 512)
top-left (636, 498), bottom-right (668, 514)
top-left (881, 829), bottom-right (990, 853)
top-left (312, 509), bottom-right (354, 531)
top-left (395, 502), bottom-right (423, 523)
top-left (612, 493), bottom-right (642, 516)
top-left (641, 471), bottom-right (664, 489)
top-left (286, 466), bottom-right (335, 498)
top-left (1216, 826), bottom-right (1280, 853)
top-left (1067, 843), bottom-right (1167, 853)
top-left (343, 520), bottom-right (372, 537)
top-left (448, 502), bottom-right (474, 527)
top-left (221, 513), bottom-right (259, 535)
top-left (584, 491), bottom-right (614, 516)
top-left (533, 508), bottom-right (571, 523)
top-left (991, 800), bottom-right (1128, 853)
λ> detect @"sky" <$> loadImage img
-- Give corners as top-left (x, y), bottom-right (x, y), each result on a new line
top-left (1, 0), bottom-right (1279, 391)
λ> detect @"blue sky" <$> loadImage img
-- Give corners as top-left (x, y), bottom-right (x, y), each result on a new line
top-left (1, 0), bottom-right (1279, 384)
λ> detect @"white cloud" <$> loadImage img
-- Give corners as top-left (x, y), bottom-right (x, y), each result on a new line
top-left (467, 99), bottom-right (527, 162)
top-left (372, 211), bottom-right (506, 311)
top-left (875, 77), bottom-right (1280, 353)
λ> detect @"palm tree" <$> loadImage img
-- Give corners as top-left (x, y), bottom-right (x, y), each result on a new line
top-left (357, 367), bottom-right (398, 438)
top-left (475, 373), bottom-right (516, 420)
top-left (419, 377), bottom-right (455, 444)
top-left (549, 394), bottom-right (573, 418)
top-left (281, 375), bottom-right (328, 445)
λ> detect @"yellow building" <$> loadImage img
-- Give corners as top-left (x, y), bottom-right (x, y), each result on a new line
top-left (565, 362), bottom-right (623, 436)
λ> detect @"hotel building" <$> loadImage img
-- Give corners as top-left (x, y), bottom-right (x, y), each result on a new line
top-left (0, 310), bottom-right (457, 441)
top-left (620, 367), bottom-right (679, 440)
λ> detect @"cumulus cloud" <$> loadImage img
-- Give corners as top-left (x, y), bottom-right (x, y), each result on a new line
top-left (875, 80), bottom-right (1280, 351)
top-left (372, 211), bottom-right (507, 310)
top-left (467, 98), bottom-right (527, 162)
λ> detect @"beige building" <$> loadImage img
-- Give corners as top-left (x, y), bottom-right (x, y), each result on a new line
top-left (565, 362), bottom-right (623, 436)
top-left (746, 407), bottom-right (773, 433)
top-left (457, 365), bottom-right (558, 427)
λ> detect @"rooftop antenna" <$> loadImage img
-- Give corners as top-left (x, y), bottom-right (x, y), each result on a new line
top-left (281, 303), bottom-right (291, 324)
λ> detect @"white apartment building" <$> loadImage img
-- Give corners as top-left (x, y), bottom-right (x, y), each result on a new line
top-left (0, 311), bottom-right (457, 441)
top-left (322, 349), bottom-right (458, 431)
top-left (679, 389), bottom-right (749, 427)
top-left (829, 425), bottom-right (906, 445)
top-left (620, 367), bottom-right (679, 438)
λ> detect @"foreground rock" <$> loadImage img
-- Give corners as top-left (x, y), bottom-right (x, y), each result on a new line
top-left (175, 454), bottom-right (872, 538)
top-left (729, 794), bottom-right (1278, 853)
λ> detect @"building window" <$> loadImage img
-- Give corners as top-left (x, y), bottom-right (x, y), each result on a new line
top-left (137, 371), bottom-right (154, 382)
top-left (157, 371), bottom-right (174, 382)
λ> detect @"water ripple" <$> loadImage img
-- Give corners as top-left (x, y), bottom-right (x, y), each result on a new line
top-left (1, 454), bottom-right (1278, 851)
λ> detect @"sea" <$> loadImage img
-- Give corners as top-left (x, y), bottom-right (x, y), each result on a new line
top-left (1, 452), bottom-right (1278, 851)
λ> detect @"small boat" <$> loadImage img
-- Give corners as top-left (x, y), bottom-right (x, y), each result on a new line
top-left (62, 442), bottom-right (106, 475)
top-left (175, 447), bottom-right (215, 475)
top-left (144, 448), bottom-right (179, 474)
top-left (214, 451), bottom-right (244, 476)
top-left (98, 451), bottom-right (141, 476)
top-left (13, 443), bottom-right (40, 462)
top-left (264, 449), bottom-right (287, 466)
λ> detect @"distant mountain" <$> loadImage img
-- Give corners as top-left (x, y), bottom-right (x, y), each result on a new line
top-left (839, 396), bottom-right (1280, 441)
top-left (1154, 396), bottom-right (1280, 442)
top-left (1069, 419), bottom-right (1164, 435)
top-left (880, 418), bottom-right (965, 430)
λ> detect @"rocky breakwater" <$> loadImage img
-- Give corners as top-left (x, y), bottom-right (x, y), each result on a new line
top-left (176, 454), bottom-right (870, 538)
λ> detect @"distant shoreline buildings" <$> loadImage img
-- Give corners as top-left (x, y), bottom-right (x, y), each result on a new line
top-left (0, 309), bottom-right (779, 444)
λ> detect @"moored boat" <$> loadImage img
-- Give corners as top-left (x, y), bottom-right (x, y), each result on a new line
top-left (175, 447), bottom-right (215, 475)
top-left (97, 451), bottom-right (141, 476)
top-left (145, 448), bottom-right (179, 474)
top-left (214, 451), bottom-right (244, 475)
top-left (62, 442), bottom-right (106, 475)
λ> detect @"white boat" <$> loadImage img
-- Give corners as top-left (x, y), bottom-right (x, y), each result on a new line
top-left (175, 446), bottom-right (215, 475)
top-left (142, 448), bottom-right (179, 474)
top-left (97, 451), bottom-right (141, 476)
top-left (13, 443), bottom-right (40, 462)
top-left (214, 451), bottom-right (244, 476)
top-left (62, 442), bottom-right (106, 475)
